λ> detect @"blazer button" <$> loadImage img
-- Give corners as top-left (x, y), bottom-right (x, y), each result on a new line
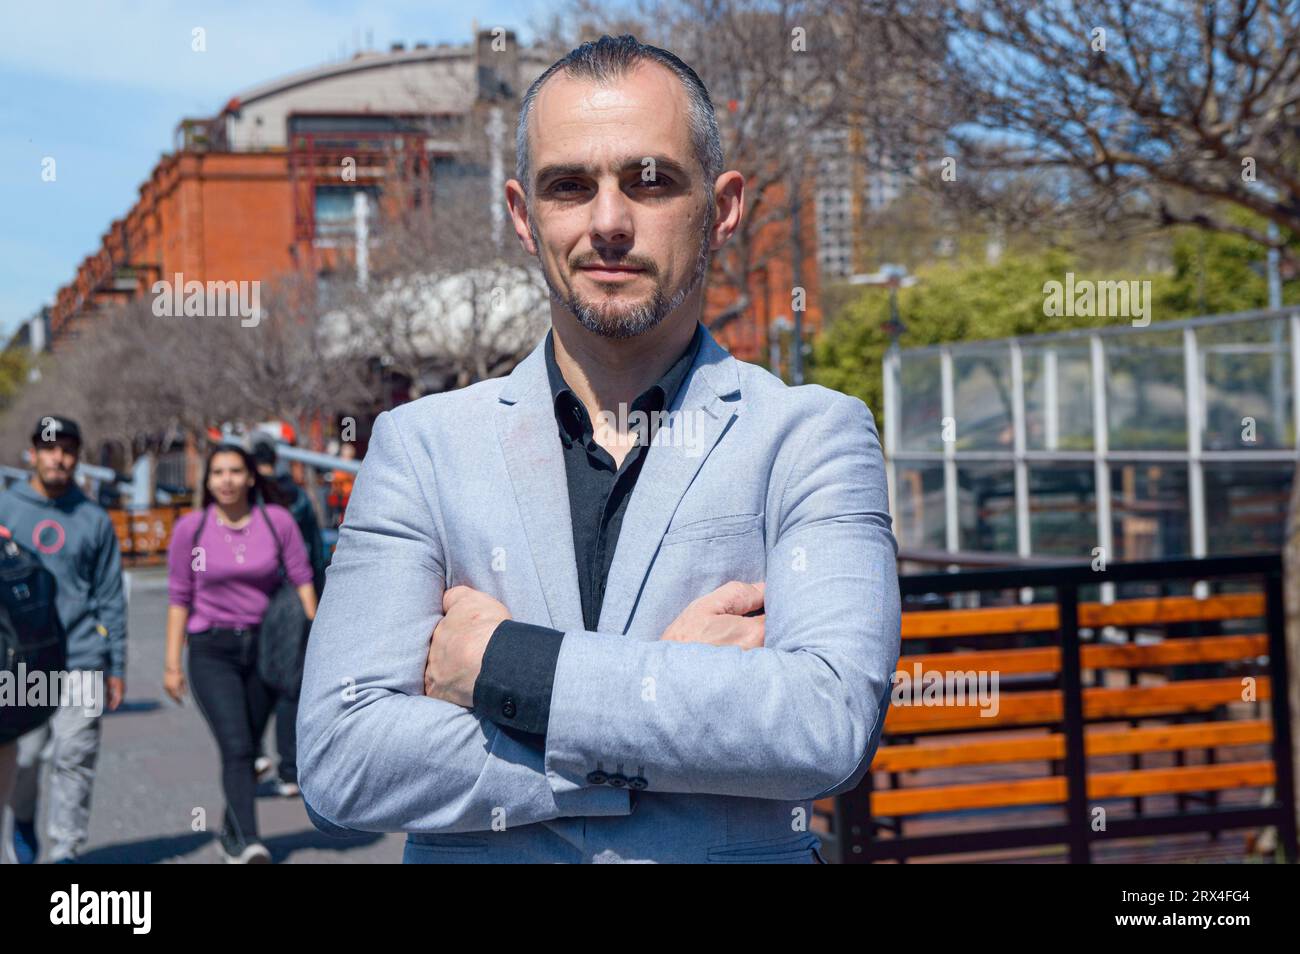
top-left (586, 770), bottom-right (608, 785)
top-left (501, 698), bottom-right (517, 719)
top-left (607, 773), bottom-right (628, 788)
top-left (627, 776), bottom-right (648, 790)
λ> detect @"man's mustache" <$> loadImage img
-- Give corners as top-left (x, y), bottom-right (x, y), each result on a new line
top-left (574, 257), bottom-right (656, 273)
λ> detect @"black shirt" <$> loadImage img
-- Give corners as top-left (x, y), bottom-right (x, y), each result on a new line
top-left (470, 323), bottom-right (704, 739)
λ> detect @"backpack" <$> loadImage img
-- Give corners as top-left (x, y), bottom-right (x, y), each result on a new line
top-left (0, 526), bottom-right (66, 744)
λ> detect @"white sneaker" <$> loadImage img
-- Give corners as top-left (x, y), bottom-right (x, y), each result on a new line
top-left (219, 826), bottom-right (272, 864)
top-left (253, 756), bottom-right (273, 779)
top-left (223, 841), bottom-right (271, 864)
top-left (274, 781), bottom-right (300, 798)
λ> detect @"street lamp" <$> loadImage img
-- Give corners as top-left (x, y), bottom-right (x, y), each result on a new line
top-left (849, 263), bottom-right (917, 353)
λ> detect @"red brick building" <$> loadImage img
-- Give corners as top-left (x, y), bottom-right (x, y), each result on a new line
top-left (48, 30), bottom-right (822, 373)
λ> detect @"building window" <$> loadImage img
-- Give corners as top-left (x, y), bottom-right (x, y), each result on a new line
top-left (314, 185), bottom-right (380, 243)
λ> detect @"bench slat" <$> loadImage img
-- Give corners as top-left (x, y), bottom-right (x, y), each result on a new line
top-left (899, 634), bottom-right (1268, 676)
top-left (872, 719), bottom-right (1273, 771)
top-left (884, 676), bottom-right (1270, 733)
top-left (903, 593), bottom-right (1265, 639)
top-left (871, 760), bottom-right (1276, 816)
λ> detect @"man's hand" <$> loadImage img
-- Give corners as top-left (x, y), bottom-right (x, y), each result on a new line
top-left (660, 581), bottom-right (765, 651)
top-left (106, 676), bottom-right (125, 712)
top-left (424, 586), bottom-right (510, 708)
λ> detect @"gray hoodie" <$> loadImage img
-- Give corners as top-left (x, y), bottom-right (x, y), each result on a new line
top-left (0, 479), bottom-right (127, 677)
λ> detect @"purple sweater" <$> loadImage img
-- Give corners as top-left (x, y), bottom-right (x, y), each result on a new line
top-left (168, 503), bottom-right (313, 634)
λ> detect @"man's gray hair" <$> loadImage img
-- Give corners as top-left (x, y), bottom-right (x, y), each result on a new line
top-left (515, 34), bottom-right (724, 195)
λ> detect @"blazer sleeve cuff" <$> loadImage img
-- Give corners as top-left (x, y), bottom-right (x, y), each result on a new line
top-left (472, 619), bottom-right (565, 738)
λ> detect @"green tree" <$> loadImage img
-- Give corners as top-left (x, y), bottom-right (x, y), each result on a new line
top-left (809, 230), bottom-right (1299, 428)
top-left (1160, 225), bottom-right (1300, 317)
top-left (809, 249), bottom-right (1126, 414)
top-left (0, 349), bottom-right (30, 409)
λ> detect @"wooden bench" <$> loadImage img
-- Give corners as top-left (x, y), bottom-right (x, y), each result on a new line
top-left (823, 565), bottom-right (1295, 863)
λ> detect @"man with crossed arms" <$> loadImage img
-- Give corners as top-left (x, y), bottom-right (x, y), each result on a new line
top-left (297, 34), bottom-right (900, 864)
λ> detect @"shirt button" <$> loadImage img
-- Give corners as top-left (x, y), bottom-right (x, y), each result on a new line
top-left (501, 698), bottom-right (517, 719)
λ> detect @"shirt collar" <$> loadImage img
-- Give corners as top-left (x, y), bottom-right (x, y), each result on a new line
top-left (545, 322), bottom-right (704, 443)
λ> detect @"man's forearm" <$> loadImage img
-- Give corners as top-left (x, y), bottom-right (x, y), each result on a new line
top-left (541, 631), bottom-right (892, 801)
top-left (470, 611), bottom-right (889, 802)
top-left (297, 685), bottom-right (629, 833)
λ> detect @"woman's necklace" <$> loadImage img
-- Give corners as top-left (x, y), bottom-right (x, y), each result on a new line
top-left (214, 509), bottom-right (253, 565)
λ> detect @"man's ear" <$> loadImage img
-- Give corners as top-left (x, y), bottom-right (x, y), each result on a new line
top-left (505, 179), bottom-right (537, 256)
top-left (708, 170), bottom-right (745, 252)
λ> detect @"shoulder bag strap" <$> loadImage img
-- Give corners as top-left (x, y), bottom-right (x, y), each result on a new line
top-left (257, 501), bottom-right (288, 577)
top-left (188, 505), bottom-right (208, 584)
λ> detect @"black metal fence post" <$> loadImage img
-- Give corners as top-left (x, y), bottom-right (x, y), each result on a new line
top-left (1057, 584), bottom-right (1091, 863)
top-left (835, 769), bottom-right (875, 864)
top-left (1263, 567), bottom-right (1298, 863)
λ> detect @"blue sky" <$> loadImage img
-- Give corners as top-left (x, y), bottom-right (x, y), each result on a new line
top-left (0, 0), bottom-right (543, 337)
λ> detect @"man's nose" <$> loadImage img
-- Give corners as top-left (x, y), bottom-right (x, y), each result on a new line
top-left (588, 183), bottom-right (634, 248)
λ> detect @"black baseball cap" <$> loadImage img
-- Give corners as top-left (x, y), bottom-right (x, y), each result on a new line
top-left (31, 415), bottom-right (82, 448)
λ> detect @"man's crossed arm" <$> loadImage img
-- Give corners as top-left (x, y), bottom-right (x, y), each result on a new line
top-left (297, 395), bottom-right (900, 834)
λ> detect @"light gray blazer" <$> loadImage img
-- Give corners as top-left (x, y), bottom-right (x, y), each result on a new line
top-left (297, 321), bottom-right (901, 863)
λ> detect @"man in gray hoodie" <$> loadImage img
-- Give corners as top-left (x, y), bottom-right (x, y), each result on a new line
top-left (0, 415), bottom-right (126, 863)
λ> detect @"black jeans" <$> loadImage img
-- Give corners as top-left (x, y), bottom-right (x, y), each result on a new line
top-left (187, 625), bottom-right (273, 846)
top-left (253, 692), bottom-right (298, 784)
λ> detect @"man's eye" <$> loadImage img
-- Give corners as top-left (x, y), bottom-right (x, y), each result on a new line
top-left (636, 176), bottom-right (672, 189)
top-left (551, 181), bottom-right (584, 193)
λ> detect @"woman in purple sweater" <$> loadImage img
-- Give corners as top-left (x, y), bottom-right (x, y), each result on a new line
top-left (164, 443), bottom-right (317, 863)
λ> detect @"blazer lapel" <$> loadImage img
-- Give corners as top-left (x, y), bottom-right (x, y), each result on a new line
top-left (494, 336), bottom-right (585, 630)
top-left (596, 326), bottom-right (742, 635)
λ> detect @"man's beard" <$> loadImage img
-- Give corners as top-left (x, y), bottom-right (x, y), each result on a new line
top-left (40, 470), bottom-right (70, 490)
top-left (532, 212), bottom-right (713, 340)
